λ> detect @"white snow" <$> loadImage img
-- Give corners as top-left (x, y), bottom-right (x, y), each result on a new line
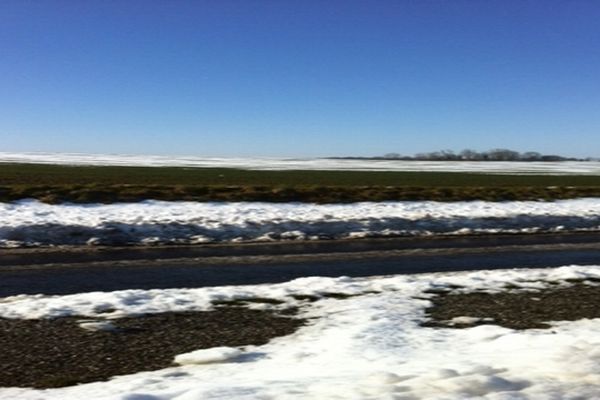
top-left (2, 198), bottom-right (600, 247)
top-left (2, 265), bottom-right (600, 399)
top-left (449, 316), bottom-right (494, 325)
top-left (77, 320), bottom-right (118, 332)
top-left (174, 348), bottom-right (243, 365)
top-left (2, 151), bottom-right (600, 174)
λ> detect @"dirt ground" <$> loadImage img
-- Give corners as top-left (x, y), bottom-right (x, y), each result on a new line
top-left (0, 307), bottom-right (303, 389)
top-left (422, 280), bottom-right (600, 330)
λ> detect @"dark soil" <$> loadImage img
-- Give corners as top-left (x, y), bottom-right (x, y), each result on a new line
top-left (422, 281), bottom-right (600, 330)
top-left (3, 183), bottom-right (600, 203)
top-left (0, 308), bottom-right (304, 389)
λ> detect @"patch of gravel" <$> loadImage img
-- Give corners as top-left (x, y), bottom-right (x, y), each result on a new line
top-left (422, 281), bottom-right (600, 330)
top-left (0, 308), bottom-right (304, 389)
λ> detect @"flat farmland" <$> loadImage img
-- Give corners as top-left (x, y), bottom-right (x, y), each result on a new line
top-left (2, 163), bottom-right (600, 203)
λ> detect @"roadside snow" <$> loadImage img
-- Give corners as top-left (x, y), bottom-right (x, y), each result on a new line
top-left (2, 265), bottom-right (600, 399)
top-left (2, 198), bottom-right (600, 247)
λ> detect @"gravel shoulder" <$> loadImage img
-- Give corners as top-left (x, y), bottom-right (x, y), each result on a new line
top-left (0, 307), bottom-right (303, 389)
top-left (423, 280), bottom-right (600, 330)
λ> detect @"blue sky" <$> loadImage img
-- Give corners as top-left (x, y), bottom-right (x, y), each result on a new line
top-left (1, 0), bottom-right (599, 157)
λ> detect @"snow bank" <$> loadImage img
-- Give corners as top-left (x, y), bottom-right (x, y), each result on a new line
top-left (2, 265), bottom-right (600, 399)
top-left (2, 198), bottom-right (600, 247)
top-left (2, 151), bottom-right (600, 174)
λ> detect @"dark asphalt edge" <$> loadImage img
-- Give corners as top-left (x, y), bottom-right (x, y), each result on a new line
top-left (4, 241), bottom-right (600, 272)
top-left (2, 231), bottom-right (600, 267)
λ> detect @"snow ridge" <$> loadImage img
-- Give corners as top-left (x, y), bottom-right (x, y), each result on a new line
top-left (2, 198), bottom-right (600, 247)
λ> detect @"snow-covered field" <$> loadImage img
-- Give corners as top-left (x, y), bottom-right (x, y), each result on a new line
top-left (2, 265), bottom-right (600, 399)
top-left (2, 151), bottom-right (600, 174)
top-left (2, 198), bottom-right (600, 247)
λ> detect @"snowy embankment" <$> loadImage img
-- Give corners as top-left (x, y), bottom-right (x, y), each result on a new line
top-left (3, 265), bottom-right (600, 399)
top-left (2, 151), bottom-right (600, 174)
top-left (1, 198), bottom-right (600, 247)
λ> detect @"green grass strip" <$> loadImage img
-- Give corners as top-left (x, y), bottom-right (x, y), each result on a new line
top-left (2, 163), bottom-right (600, 203)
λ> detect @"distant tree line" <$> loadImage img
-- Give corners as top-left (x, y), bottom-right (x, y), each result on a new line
top-left (334, 149), bottom-right (592, 162)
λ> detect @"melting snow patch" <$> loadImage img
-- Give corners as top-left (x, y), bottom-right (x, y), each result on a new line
top-left (174, 347), bottom-right (243, 365)
top-left (77, 320), bottom-right (118, 332)
top-left (449, 316), bottom-right (492, 325)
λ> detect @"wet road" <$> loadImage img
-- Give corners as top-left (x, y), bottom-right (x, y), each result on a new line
top-left (2, 233), bottom-right (600, 297)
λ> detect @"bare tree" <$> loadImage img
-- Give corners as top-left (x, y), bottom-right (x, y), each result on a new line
top-left (370, 148), bottom-right (582, 161)
top-left (487, 148), bottom-right (521, 161)
top-left (522, 152), bottom-right (542, 161)
top-left (459, 149), bottom-right (480, 160)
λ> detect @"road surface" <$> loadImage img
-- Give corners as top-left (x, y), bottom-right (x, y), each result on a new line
top-left (1, 233), bottom-right (600, 297)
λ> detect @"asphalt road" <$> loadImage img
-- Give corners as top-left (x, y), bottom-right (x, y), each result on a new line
top-left (2, 233), bottom-right (600, 297)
